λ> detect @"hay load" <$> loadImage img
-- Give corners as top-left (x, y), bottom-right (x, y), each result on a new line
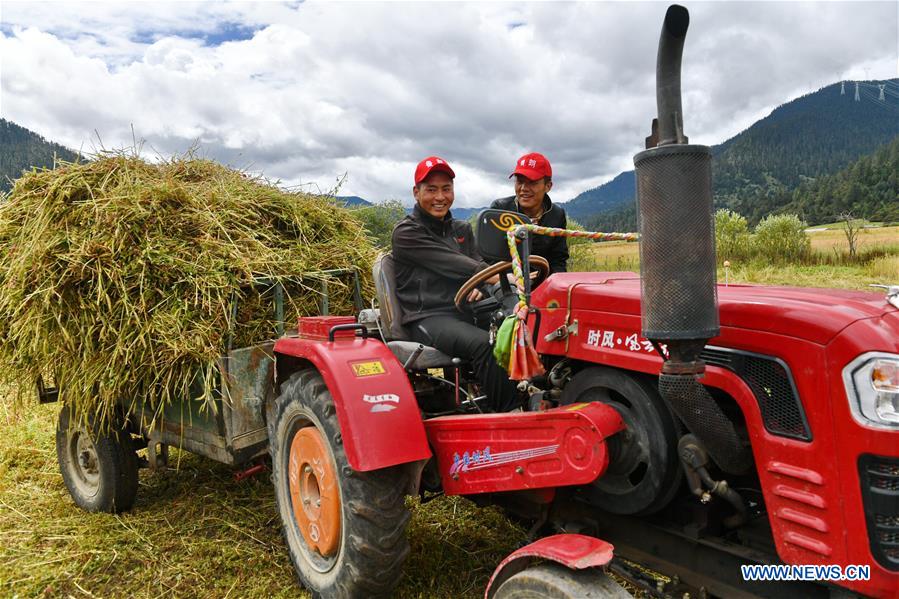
top-left (0, 154), bottom-right (376, 426)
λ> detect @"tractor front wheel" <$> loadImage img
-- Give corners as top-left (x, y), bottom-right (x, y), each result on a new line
top-left (493, 563), bottom-right (632, 598)
top-left (56, 404), bottom-right (139, 513)
top-left (269, 368), bottom-right (411, 598)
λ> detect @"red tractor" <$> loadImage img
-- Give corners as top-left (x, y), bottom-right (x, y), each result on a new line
top-left (48, 5), bottom-right (897, 598)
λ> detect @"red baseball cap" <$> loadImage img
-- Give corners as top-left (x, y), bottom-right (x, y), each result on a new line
top-left (414, 156), bottom-right (455, 185)
top-left (510, 152), bottom-right (552, 180)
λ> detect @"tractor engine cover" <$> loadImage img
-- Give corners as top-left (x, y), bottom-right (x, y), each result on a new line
top-left (424, 403), bottom-right (624, 496)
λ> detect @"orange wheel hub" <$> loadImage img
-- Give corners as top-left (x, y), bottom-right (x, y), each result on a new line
top-left (288, 426), bottom-right (341, 557)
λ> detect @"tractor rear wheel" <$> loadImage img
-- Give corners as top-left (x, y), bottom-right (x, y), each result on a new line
top-left (269, 368), bottom-right (411, 598)
top-left (493, 563), bottom-right (632, 598)
top-left (56, 404), bottom-right (139, 513)
top-left (561, 366), bottom-right (682, 515)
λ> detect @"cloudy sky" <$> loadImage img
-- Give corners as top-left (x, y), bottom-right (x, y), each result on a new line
top-left (1, 1), bottom-right (896, 206)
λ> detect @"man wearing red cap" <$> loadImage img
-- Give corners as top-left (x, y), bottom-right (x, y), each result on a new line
top-left (490, 152), bottom-right (569, 274)
top-left (391, 156), bottom-right (519, 412)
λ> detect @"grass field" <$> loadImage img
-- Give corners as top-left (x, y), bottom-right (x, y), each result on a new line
top-left (571, 225), bottom-right (899, 289)
top-left (804, 225), bottom-right (898, 252)
top-left (0, 398), bottom-right (526, 598)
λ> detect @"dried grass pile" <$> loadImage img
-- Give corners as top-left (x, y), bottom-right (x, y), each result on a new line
top-left (0, 154), bottom-right (375, 426)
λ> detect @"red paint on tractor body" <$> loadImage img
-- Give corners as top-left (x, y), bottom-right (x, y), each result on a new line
top-left (532, 272), bottom-right (899, 598)
top-left (533, 272), bottom-right (891, 346)
top-left (296, 315), bottom-right (356, 340)
top-left (274, 333), bottom-right (431, 472)
top-left (424, 402), bottom-right (624, 496)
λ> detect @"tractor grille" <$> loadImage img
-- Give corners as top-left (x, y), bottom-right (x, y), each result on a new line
top-left (701, 347), bottom-right (811, 441)
top-left (859, 454), bottom-right (899, 572)
top-left (876, 514), bottom-right (899, 527)
top-left (873, 477), bottom-right (899, 492)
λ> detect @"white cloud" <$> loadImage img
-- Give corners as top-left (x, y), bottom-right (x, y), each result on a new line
top-left (1, 1), bottom-right (896, 206)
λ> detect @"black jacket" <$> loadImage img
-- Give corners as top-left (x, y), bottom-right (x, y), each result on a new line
top-left (391, 204), bottom-right (488, 325)
top-left (489, 194), bottom-right (569, 273)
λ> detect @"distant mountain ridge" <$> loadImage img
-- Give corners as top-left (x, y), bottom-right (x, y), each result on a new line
top-left (333, 195), bottom-right (372, 207)
top-left (585, 132), bottom-right (899, 232)
top-left (0, 119), bottom-right (79, 192)
top-left (562, 170), bottom-right (636, 220)
top-left (566, 79), bottom-right (899, 223)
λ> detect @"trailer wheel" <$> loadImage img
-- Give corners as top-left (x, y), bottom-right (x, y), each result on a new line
top-left (561, 366), bottom-right (682, 515)
top-left (493, 563), bottom-right (632, 598)
top-left (269, 368), bottom-right (411, 598)
top-left (56, 404), bottom-right (139, 513)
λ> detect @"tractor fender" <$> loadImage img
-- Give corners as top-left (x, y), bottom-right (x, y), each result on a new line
top-left (274, 336), bottom-right (431, 472)
top-left (484, 534), bottom-right (615, 599)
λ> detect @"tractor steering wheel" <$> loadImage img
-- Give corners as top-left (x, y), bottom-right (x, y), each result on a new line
top-left (453, 256), bottom-right (550, 311)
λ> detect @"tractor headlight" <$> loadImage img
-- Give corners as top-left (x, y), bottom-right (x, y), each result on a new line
top-left (843, 352), bottom-right (899, 429)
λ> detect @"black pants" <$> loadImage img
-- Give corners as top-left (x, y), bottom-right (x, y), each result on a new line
top-left (410, 313), bottom-right (519, 412)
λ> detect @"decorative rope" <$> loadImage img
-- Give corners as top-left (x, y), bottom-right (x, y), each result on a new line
top-left (497, 224), bottom-right (637, 380)
top-left (505, 224), bottom-right (638, 313)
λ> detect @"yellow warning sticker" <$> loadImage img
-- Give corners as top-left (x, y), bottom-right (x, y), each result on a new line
top-left (352, 360), bottom-right (385, 377)
top-left (566, 403), bottom-right (590, 411)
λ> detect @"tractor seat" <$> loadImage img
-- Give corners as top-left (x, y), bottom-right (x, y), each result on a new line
top-left (373, 253), bottom-right (460, 369)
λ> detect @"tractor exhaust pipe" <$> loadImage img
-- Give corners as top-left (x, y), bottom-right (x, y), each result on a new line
top-left (655, 4), bottom-right (690, 147)
top-left (635, 3), bottom-right (717, 371)
top-left (635, 5), bottom-right (751, 474)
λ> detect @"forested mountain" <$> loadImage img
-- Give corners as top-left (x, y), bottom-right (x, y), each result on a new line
top-left (779, 135), bottom-right (899, 224)
top-left (717, 80), bottom-right (899, 222)
top-left (563, 171), bottom-right (635, 218)
top-left (569, 80), bottom-right (899, 225)
top-left (0, 119), bottom-right (79, 192)
top-left (583, 203), bottom-right (638, 234)
top-left (585, 132), bottom-right (899, 232)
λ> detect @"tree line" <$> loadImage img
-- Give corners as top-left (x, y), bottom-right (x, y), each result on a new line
top-left (0, 119), bottom-right (79, 193)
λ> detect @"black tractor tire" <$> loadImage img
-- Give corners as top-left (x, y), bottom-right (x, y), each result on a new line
top-left (493, 563), bottom-right (632, 598)
top-left (561, 366), bottom-right (682, 516)
top-left (56, 404), bottom-right (139, 513)
top-left (269, 368), bottom-right (411, 598)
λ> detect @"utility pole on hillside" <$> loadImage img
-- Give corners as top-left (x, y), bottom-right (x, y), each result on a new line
top-left (855, 82), bottom-right (860, 101)
top-left (841, 81), bottom-right (846, 95)
top-left (879, 84), bottom-right (886, 101)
